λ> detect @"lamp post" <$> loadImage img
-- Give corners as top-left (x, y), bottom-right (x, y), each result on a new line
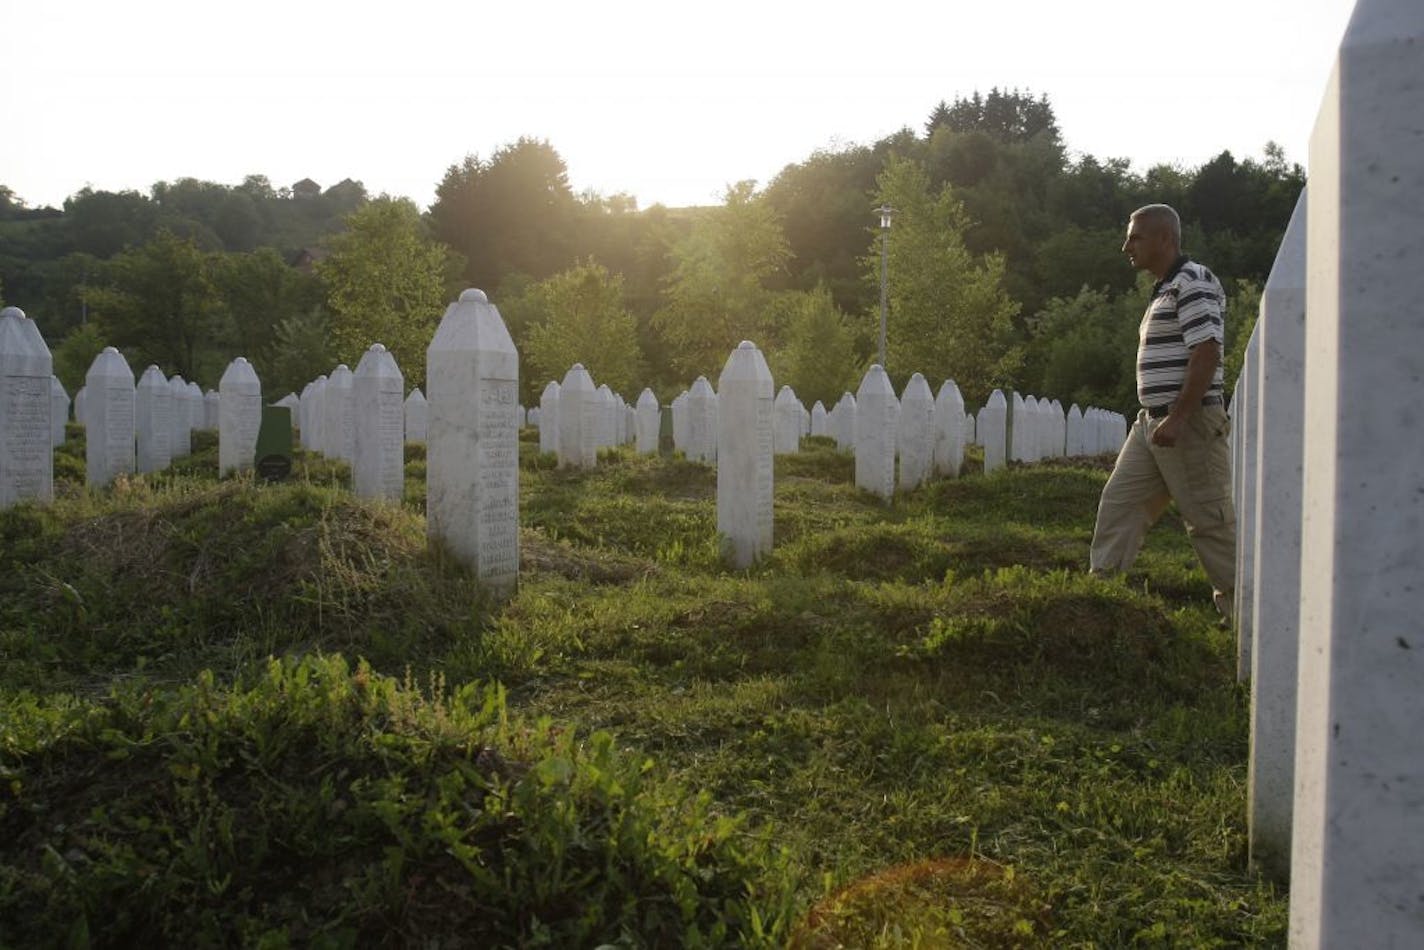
top-left (876, 204), bottom-right (895, 370)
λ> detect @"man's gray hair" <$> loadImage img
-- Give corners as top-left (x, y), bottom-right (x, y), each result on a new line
top-left (1131, 204), bottom-right (1182, 248)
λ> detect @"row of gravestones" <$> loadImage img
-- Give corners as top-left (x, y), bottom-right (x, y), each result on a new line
top-left (527, 365), bottom-right (640, 471)
top-left (1228, 2), bottom-right (1422, 945)
top-left (0, 306), bottom-right (268, 500)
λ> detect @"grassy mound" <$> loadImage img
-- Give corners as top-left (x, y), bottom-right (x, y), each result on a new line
top-left (0, 655), bottom-right (790, 947)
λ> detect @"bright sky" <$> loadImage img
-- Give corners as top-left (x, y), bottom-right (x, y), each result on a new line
top-left (2, 0), bottom-right (1358, 212)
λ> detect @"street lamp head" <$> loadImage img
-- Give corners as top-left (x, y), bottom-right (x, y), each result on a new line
top-left (876, 204), bottom-right (896, 230)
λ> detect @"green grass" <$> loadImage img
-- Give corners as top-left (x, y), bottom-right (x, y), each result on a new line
top-left (0, 431), bottom-right (1283, 947)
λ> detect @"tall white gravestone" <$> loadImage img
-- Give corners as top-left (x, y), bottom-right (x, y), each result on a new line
top-left (835, 393), bottom-right (857, 453)
top-left (218, 357), bottom-right (262, 476)
top-left (538, 380), bottom-right (559, 455)
top-left (557, 364), bottom-right (597, 469)
top-left (0, 307), bottom-right (54, 507)
top-left (323, 364), bottom-right (355, 461)
top-left (635, 387), bottom-right (660, 454)
top-left (1246, 191), bottom-right (1306, 883)
top-left (810, 400), bottom-right (827, 437)
top-left (404, 387), bottom-right (428, 443)
top-left (85, 347), bottom-right (136, 488)
top-left (135, 365), bottom-right (173, 474)
top-left (855, 365), bottom-right (897, 502)
top-left (168, 374), bottom-right (191, 459)
top-left (980, 390), bottom-right (1008, 473)
top-left (773, 386), bottom-right (802, 456)
top-left (1291, 5), bottom-right (1424, 945)
top-left (933, 380), bottom-right (965, 478)
top-left (352, 344), bottom-right (405, 502)
top-left (185, 380), bottom-right (204, 436)
top-left (425, 289), bottom-right (520, 595)
top-left (304, 376), bottom-right (326, 452)
top-left (686, 376), bottom-right (718, 464)
top-left (1234, 328), bottom-right (1261, 683)
top-left (716, 341), bottom-right (774, 568)
top-left (897, 373), bottom-right (934, 491)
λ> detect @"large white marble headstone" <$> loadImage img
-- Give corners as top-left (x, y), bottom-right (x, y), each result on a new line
top-left (596, 383), bottom-right (616, 450)
top-left (218, 357), bottom-right (262, 476)
top-left (185, 380), bottom-right (204, 435)
top-left (898, 373), bottom-right (934, 490)
top-left (538, 380), bottom-right (560, 454)
top-left (135, 365), bottom-right (173, 474)
top-left (0, 307), bottom-right (54, 507)
top-left (980, 390), bottom-right (1008, 473)
top-left (1066, 404), bottom-right (1084, 456)
top-left (85, 347), bottom-right (136, 488)
top-left (557, 364), bottom-right (597, 469)
top-left (168, 374), bottom-right (191, 459)
top-left (635, 387), bottom-right (660, 454)
top-left (323, 364), bottom-right (355, 461)
top-left (855, 365), bottom-right (897, 501)
top-left (715, 341), bottom-right (774, 567)
top-left (1246, 190), bottom-right (1306, 884)
top-left (404, 387), bottom-right (428, 443)
top-left (773, 385), bottom-right (802, 456)
top-left (686, 375), bottom-right (717, 464)
top-left (932, 379), bottom-right (965, 478)
top-left (353, 344), bottom-right (405, 501)
top-left (47, 375), bottom-right (68, 447)
top-left (426, 289), bottom-right (520, 594)
top-left (1291, 6), bottom-right (1424, 943)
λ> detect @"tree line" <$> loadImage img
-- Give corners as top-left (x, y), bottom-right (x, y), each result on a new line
top-left (0, 89), bottom-right (1302, 411)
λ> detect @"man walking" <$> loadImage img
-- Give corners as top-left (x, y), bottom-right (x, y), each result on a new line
top-left (1090, 204), bottom-right (1236, 617)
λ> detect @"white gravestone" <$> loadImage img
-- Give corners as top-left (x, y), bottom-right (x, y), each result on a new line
top-left (835, 393), bottom-right (857, 453)
top-left (218, 357), bottom-right (262, 476)
top-left (404, 387), bottom-right (428, 443)
top-left (1008, 392), bottom-right (1029, 463)
top-left (1234, 327), bottom-right (1261, 683)
top-left (964, 411), bottom-right (975, 447)
top-left (980, 390), bottom-right (1008, 473)
top-left (353, 344), bottom-right (405, 502)
top-left (932, 379), bottom-right (965, 478)
top-left (596, 384), bottom-right (616, 449)
top-left (49, 376), bottom-right (69, 446)
top-left (1291, 6), bottom-right (1424, 945)
top-left (186, 380), bottom-right (204, 435)
top-left (538, 380), bottom-right (559, 454)
top-left (557, 364), bottom-right (597, 469)
top-left (716, 341), bottom-right (774, 568)
top-left (1048, 399), bottom-right (1065, 457)
top-left (425, 289), bottom-right (520, 595)
top-left (204, 390), bottom-right (220, 432)
top-left (135, 365), bottom-right (173, 474)
top-left (85, 347), bottom-right (136, 488)
top-left (671, 391), bottom-right (689, 453)
top-left (1246, 190), bottom-right (1306, 883)
top-left (168, 374), bottom-right (191, 459)
top-left (323, 364), bottom-right (355, 461)
top-left (897, 373), bottom-right (934, 491)
top-left (0, 307), bottom-right (54, 507)
top-left (773, 385), bottom-right (802, 456)
top-left (73, 386), bottom-right (86, 429)
top-left (635, 388), bottom-right (660, 454)
top-left (810, 400), bottom-right (828, 437)
top-left (304, 376), bottom-right (326, 452)
top-left (686, 376), bottom-right (718, 464)
top-left (855, 365), bottom-right (897, 502)
top-left (1066, 404), bottom-right (1084, 456)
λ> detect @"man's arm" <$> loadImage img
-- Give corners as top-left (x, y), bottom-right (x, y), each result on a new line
top-left (1151, 339), bottom-right (1220, 447)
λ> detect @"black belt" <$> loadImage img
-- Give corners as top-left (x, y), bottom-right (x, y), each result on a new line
top-left (1146, 396), bottom-right (1222, 419)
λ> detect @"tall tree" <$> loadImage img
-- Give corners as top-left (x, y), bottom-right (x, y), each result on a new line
top-left (765, 284), bottom-right (864, 409)
top-left (83, 228), bottom-right (223, 379)
top-left (870, 156), bottom-right (1021, 403)
top-left (653, 181), bottom-right (791, 380)
top-left (522, 260), bottom-right (644, 400)
top-left (315, 198), bottom-right (453, 389)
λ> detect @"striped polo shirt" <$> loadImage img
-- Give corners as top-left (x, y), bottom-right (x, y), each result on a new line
top-left (1136, 255), bottom-right (1226, 408)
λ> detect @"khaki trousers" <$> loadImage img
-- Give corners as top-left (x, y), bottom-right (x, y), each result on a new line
top-left (1090, 405), bottom-right (1237, 599)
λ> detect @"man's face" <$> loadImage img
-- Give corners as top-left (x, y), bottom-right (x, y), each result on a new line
top-left (1121, 216), bottom-right (1168, 273)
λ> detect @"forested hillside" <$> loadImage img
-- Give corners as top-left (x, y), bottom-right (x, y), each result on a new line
top-left (0, 89), bottom-right (1301, 409)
